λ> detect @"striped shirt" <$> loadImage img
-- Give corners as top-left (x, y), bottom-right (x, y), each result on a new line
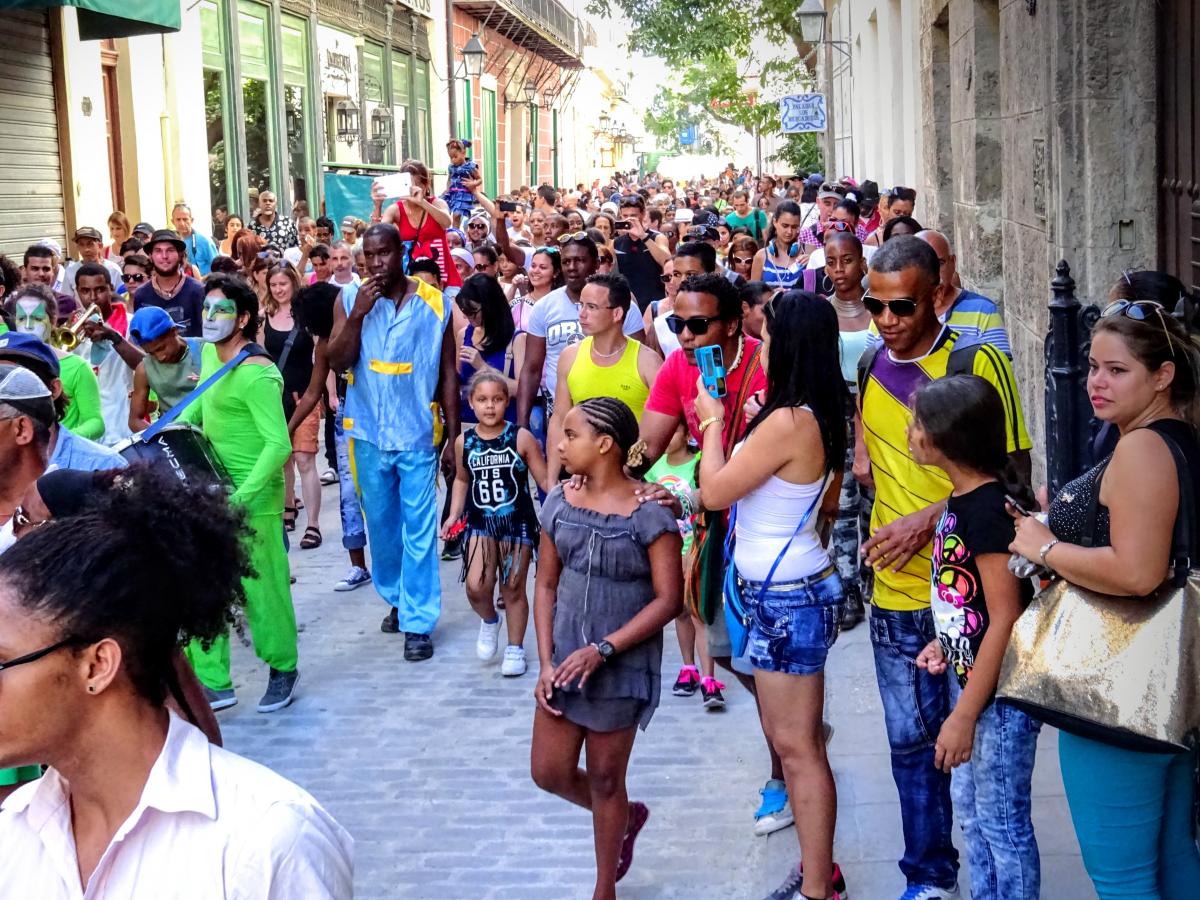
top-left (860, 327), bottom-right (1031, 611)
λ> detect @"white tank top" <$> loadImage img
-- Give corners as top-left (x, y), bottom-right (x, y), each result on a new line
top-left (731, 438), bottom-right (831, 583)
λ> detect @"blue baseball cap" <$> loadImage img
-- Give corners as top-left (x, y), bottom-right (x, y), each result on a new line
top-left (0, 331), bottom-right (60, 380)
top-left (129, 306), bottom-right (178, 345)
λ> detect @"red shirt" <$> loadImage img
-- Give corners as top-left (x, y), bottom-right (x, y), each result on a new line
top-left (644, 338), bottom-right (767, 448)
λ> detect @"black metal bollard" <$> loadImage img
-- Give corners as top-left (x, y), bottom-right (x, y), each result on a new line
top-left (1044, 260), bottom-right (1100, 498)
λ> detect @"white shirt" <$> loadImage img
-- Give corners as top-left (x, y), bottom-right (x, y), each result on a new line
top-left (64, 258), bottom-right (124, 298)
top-left (525, 286), bottom-right (643, 395)
top-left (74, 326), bottom-right (134, 447)
top-left (283, 246), bottom-right (314, 274)
top-left (0, 713), bottom-right (354, 899)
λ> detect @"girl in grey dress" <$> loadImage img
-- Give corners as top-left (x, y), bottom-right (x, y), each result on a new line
top-left (530, 397), bottom-right (683, 900)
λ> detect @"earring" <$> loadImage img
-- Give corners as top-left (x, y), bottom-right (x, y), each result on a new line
top-left (600, 447), bottom-right (607, 454)
top-left (87, 684), bottom-right (96, 693)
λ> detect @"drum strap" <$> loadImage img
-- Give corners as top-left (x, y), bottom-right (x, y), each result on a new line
top-left (141, 346), bottom-right (254, 441)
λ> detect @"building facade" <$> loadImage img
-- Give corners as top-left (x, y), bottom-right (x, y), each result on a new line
top-left (824, 0), bottom-right (1194, 469)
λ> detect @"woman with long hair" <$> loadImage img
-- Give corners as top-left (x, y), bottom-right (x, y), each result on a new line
top-left (694, 289), bottom-right (849, 900)
top-left (0, 466), bottom-right (352, 894)
top-left (233, 229), bottom-right (265, 275)
top-left (455, 274), bottom-right (526, 424)
top-left (511, 247), bottom-right (564, 332)
top-left (261, 264), bottom-right (321, 548)
top-left (750, 201), bottom-right (804, 289)
top-left (588, 211), bottom-right (616, 246)
top-left (728, 235), bottom-right (759, 282)
top-left (249, 254), bottom-right (271, 307)
top-left (219, 213), bottom-right (245, 257)
top-left (1009, 270), bottom-right (1200, 899)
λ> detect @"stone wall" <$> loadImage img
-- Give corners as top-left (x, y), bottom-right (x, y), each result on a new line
top-left (918, 0), bottom-right (1158, 478)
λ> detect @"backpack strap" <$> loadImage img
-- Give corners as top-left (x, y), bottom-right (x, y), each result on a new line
top-left (856, 341), bottom-right (883, 398)
top-left (946, 337), bottom-right (982, 377)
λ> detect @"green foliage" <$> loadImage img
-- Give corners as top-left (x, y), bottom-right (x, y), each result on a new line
top-left (591, 0), bottom-right (817, 158)
top-left (769, 133), bottom-right (823, 173)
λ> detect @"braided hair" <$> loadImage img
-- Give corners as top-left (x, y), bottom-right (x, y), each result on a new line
top-left (573, 397), bottom-right (647, 469)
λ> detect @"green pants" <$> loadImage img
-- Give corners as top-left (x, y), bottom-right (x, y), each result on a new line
top-left (187, 512), bottom-right (297, 692)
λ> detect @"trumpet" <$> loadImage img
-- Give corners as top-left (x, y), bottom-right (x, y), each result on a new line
top-left (50, 304), bottom-right (101, 351)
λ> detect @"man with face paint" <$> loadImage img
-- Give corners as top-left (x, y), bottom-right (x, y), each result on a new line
top-left (180, 274), bottom-right (299, 712)
top-left (72, 262), bottom-right (144, 447)
top-left (327, 222), bottom-right (460, 662)
top-left (126, 307), bottom-right (203, 430)
top-left (3, 285), bottom-right (104, 441)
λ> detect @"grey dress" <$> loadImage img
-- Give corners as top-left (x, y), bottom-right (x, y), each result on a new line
top-left (540, 486), bottom-right (678, 732)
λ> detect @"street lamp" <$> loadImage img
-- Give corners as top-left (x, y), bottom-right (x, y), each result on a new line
top-left (599, 112), bottom-right (611, 133)
top-left (460, 33), bottom-right (486, 79)
top-left (797, 0), bottom-right (826, 43)
top-left (524, 81), bottom-right (537, 105)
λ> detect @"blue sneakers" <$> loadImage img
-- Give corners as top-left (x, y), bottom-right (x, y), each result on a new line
top-left (754, 778), bottom-right (795, 836)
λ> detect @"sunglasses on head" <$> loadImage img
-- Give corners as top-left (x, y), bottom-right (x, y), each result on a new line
top-left (121, 272), bottom-right (146, 283)
top-left (862, 294), bottom-right (918, 317)
top-left (665, 314), bottom-right (718, 335)
top-left (1102, 298), bottom-right (1175, 356)
top-left (556, 231), bottom-right (589, 244)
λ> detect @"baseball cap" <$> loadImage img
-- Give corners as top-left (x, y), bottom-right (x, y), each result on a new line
top-left (0, 331), bottom-right (61, 380)
top-left (129, 307), bottom-right (177, 345)
top-left (0, 362), bottom-right (55, 427)
top-left (73, 226), bottom-right (103, 242)
top-left (817, 182), bottom-right (843, 201)
top-left (132, 222), bottom-right (155, 238)
top-left (686, 225), bottom-right (720, 242)
top-left (805, 173), bottom-right (824, 187)
top-left (340, 216), bottom-right (356, 230)
top-left (31, 238), bottom-right (63, 258)
top-left (600, 201), bottom-right (619, 217)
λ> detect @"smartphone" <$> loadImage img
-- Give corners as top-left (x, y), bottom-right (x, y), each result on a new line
top-left (613, 220), bottom-right (632, 231)
top-left (373, 172), bottom-right (412, 199)
top-left (695, 345), bottom-right (727, 399)
top-left (498, 200), bottom-right (518, 213)
top-left (1005, 494), bottom-right (1034, 517)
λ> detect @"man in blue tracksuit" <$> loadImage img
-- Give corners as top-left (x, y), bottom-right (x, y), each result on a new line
top-left (327, 223), bottom-right (459, 661)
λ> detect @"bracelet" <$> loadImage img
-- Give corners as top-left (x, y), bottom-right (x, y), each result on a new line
top-left (698, 415), bottom-right (724, 434)
top-left (1039, 539), bottom-right (1061, 568)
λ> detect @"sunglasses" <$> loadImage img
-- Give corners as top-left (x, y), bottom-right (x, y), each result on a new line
top-left (598, 254), bottom-right (613, 265)
top-left (473, 264), bottom-right (491, 272)
top-left (731, 255), bottom-right (754, 266)
top-left (468, 223), bottom-right (487, 229)
top-left (863, 294), bottom-right (918, 317)
top-left (665, 314), bottom-right (718, 335)
top-left (121, 273), bottom-right (147, 283)
top-left (556, 231), bottom-right (589, 244)
top-left (660, 270), bottom-right (686, 284)
top-left (1102, 298), bottom-right (1175, 356)
top-left (825, 220), bottom-right (853, 233)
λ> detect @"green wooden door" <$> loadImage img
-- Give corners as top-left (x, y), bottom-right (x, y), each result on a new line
top-left (481, 88), bottom-right (497, 196)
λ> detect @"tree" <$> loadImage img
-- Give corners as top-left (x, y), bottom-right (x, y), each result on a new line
top-left (590, 0), bottom-right (820, 170)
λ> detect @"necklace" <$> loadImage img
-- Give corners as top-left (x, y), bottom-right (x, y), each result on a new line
top-left (153, 272), bottom-right (183, 300)
top-left (590, 339), bottom-right (627, 359)
top-left (831, 295), bottom-right (867, 318)
top-left (727, 333), bottom-right (746, 372)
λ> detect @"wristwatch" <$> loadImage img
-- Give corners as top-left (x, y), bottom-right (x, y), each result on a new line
top-left (592, 639), bottom-right (616, 662)
top-left (1039, 539), bottom-right (1061, 569)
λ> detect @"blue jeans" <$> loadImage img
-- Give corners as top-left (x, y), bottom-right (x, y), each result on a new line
top-left (869, 606), bottom-right (959, 888)
top-left (1059, 731), bottom-right (1200, 899)
top-left (334, 414), bottom-right (367, 552)
top-left (744, 568), bottom-right (844, 675)
top-left (350, 439), bottom-right (440, 634)
top-left (948, 680), bottom-right (1041, 899)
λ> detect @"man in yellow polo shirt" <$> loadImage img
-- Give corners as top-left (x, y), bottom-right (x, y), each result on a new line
top-left (858, 236), bottom-right (1031, 898)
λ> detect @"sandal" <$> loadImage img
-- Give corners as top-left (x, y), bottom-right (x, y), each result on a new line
top-left (299, 526), bottom-right (322, 550)
top-left (283, 507), bottom-right (298, 532)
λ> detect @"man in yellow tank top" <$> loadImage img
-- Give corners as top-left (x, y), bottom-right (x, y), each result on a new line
top-left (547, 272), bottom-right (662, 476)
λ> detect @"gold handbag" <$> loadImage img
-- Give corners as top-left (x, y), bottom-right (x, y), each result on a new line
top-left (997, 430), bottom-right (1200, 753)
top-left (996, 575), bottom-right (1200, 752)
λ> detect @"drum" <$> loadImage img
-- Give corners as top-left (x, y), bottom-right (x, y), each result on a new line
top-left (115, 423), bottom-right (231, 489)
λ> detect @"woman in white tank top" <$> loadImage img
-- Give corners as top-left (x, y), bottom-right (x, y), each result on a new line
top-left (692, 289), bottom-right (848, 900)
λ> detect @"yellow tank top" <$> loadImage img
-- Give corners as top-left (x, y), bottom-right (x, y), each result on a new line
top-left (565, 337), bottom-right (649, 420)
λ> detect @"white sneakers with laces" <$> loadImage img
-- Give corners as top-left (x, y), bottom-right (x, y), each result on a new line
top-left (476, 617), bottom-right (502, 660)
top-left (501, 645), bottom-right (527, 677)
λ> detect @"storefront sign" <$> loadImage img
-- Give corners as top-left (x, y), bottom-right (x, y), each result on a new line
top-left (318, 25), bottom-right (359, 98)
top-left (396, 0), bottom-right (433, 17)
top-left (780, 94), bottom-right (827, 134)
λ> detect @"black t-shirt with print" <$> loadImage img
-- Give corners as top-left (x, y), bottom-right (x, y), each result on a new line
top-left (931, 481), bottom-right (1032, 688)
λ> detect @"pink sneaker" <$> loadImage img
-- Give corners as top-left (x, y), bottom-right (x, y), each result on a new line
top-left (700, 676), bottom-right (726, 710)
top-left (672, 665), bottom-right (701, 697)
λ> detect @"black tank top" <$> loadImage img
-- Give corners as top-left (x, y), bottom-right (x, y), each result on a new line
top-left (263, 316), bottom-right (316, 418)
top-left (614, 231), bottom-right (665, 312)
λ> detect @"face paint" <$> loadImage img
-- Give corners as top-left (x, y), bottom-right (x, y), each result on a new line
top-left (15, 298), bottom-right (50, 341)
top-left (202, 295), bottom-right (239, 343)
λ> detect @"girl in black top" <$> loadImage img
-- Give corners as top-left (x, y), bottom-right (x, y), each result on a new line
top-left (908, 375), bottom-right (1042, 900)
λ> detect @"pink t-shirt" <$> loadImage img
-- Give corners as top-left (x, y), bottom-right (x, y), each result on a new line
top-left (644, 338), bottom-right (767, 447)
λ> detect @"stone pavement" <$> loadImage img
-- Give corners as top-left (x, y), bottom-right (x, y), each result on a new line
top-left (221, 483), bottom-right (1094, 900)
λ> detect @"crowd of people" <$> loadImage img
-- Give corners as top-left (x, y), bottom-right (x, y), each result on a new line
top-left (0, 154), bottom-right (1197, 900)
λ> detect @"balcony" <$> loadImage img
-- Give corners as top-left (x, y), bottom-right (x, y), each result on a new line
top-left (454, 0), bottom-right (584, 67)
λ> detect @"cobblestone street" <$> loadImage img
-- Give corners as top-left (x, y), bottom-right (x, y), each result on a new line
top-left (220, 484), bottom-right (1093, 900)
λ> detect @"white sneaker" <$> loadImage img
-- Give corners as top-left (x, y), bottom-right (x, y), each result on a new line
top-left (334, 566), bottom-right (372, 592)
top-left (476, 617), bottom-right (502, 660)
top-left (501, 645), bottom-right (527, 676)
top-left (899, 884), bottom-right (961, 900)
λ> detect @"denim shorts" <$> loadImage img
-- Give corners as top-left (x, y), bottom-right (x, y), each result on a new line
top-left (742, 567), bottom-right (844, 675)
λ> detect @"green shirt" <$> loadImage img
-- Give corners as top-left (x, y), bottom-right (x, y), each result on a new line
top-left (724, 209), bottom-right (768, 243)
top-left (182, 343), bottom-right (290, 514)
top-left (646, 452), bottom-right (700, 553)
top-left (58, 352), bottom-right (105, 440)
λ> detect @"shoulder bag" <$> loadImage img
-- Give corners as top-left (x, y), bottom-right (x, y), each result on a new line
top-left (996, 431), bottom-right (1200, 754)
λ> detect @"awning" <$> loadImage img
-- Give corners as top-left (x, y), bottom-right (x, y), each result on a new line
top-left (0, 0), bottom-right (181, 40)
